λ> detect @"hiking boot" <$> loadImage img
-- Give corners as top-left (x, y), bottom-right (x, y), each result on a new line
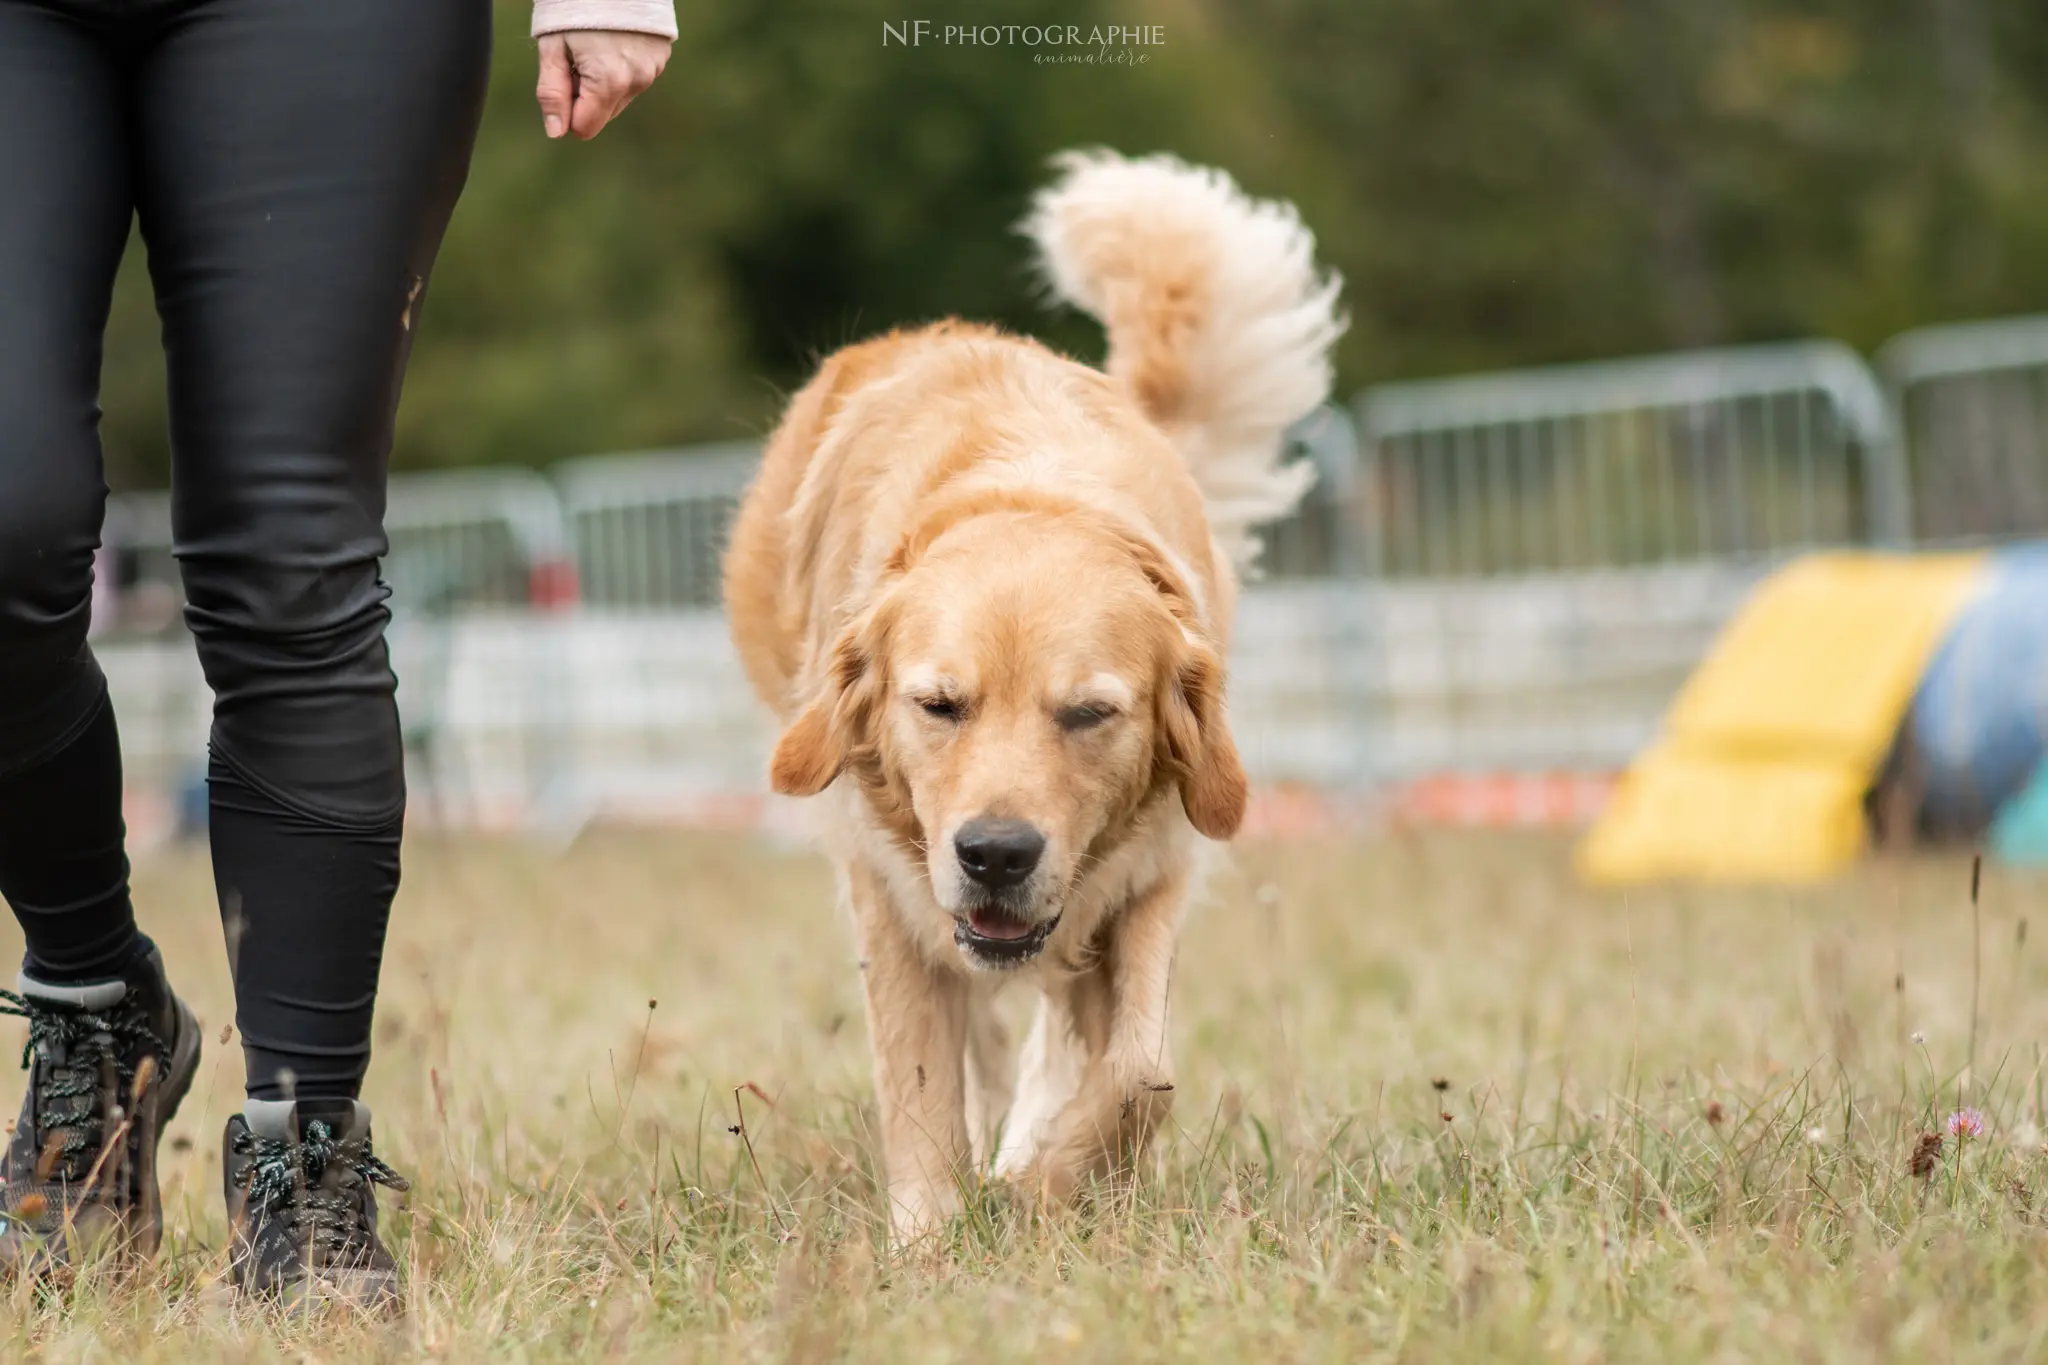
top-left (223, 1098), bottom-right (410, 1308)
top-left (0, 943), bottom-right (203, 1275)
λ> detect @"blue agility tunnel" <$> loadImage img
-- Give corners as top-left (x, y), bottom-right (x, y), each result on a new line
top-left (1905, 542), bottom-right (2048, 847)
top-left (1996, 764), bottom-right (2048, 865)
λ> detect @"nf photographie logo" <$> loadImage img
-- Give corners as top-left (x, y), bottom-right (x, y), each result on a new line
top-left (882, 20), bottom-right (1165, 65)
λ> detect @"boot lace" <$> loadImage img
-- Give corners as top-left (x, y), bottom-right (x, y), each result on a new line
top-left (0, 990), bottom-right (163, 1182)
top-left (232, 1120), bottom-right (410, 1254)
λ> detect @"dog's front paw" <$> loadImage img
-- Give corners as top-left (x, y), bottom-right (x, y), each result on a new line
top-left (885, 1181), bottom-right (962, 1250)
top-left (1029, 1073), bottom-right (1176, 1205)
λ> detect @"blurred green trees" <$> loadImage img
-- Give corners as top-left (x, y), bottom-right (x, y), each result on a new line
top-left (94, 0), bottom-right (2048, 486)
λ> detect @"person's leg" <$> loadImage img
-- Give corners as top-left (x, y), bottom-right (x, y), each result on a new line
top-left (0, 8), bottom-right (204, 1275)
top-left (134, 0), bottom-right (490, 1113)
top-left (0, 703), bottom-right (142, 980)
top-left (0, 4), bottom-right (145, 986)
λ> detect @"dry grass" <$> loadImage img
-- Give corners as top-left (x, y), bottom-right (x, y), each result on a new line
top-left (4, 827), bottom-right (2048, 1361)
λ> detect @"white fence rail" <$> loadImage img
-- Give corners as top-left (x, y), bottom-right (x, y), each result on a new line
top-left (103, 571), bottom-right (1747, 831)
top-left (1881, 315), bottom-right (2048, 545)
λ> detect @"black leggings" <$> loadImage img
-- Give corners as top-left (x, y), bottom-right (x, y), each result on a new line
top-left (0, 0), bottom-right (491, 1100)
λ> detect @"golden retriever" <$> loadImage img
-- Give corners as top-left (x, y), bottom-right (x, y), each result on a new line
top-left (722, 150), bottom-right (1343, 1240)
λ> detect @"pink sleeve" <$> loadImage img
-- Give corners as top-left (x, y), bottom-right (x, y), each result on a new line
top-left (532, 0), bottom-right (677, 39)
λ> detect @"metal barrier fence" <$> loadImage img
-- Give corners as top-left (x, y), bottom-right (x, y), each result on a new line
top-left (101, 469), bottom-right (582, 830)
top-left (1259, 405), bottom-right (1365, 578)
top-left (107, 466), bottom-right (576, 617)
top-left (1354, 340), bottom-right (1909, 578)
top-left (377, 467), bottom-right (578, 612)
top-left (86, 323), bottom-right (2048, 835)
top-left (1320, 340), bottom-right (1915, 782)
top-left (551, 415), bottom-right (1364, 604)
top-left (1241, 346), bottom-right (1875, 783)
top-left (1880, 315), bottom-right (2048, 545)
top-left (558, 441), bottom-right (760, 609)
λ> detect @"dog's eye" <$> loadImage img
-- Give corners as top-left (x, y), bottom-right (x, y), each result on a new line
top-left (918, 696), bottom-right (965, 722)
top-left (1057, 704), bottom-right (1115, 732)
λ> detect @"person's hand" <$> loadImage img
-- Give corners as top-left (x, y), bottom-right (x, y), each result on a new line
top-left (536, 31), bottom-right (671, 141)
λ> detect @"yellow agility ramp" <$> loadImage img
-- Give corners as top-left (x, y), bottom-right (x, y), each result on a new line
top-left (1578, 552), bottom-right (1988, 884)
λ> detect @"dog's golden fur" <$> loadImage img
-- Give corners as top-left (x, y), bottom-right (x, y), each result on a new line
top-left (723, 150), bottom-right (1342, 1239)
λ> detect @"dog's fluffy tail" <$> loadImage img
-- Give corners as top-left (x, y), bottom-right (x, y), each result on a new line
top-left (1024, 149), bottom-right (1346, 572)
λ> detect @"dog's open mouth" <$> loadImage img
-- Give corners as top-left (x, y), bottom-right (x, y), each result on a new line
top-left (953, 905), bottom-right (1061, 965)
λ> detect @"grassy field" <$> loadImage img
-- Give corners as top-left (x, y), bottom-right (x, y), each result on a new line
top-left (3, 827), bottom-right (2046, 1361)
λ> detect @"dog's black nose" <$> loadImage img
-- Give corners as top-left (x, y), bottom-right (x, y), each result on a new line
top-left (954, 819), bottom-right (1046, 890)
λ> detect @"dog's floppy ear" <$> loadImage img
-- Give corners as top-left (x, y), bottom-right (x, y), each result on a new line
top-left (1100, 518), bottom-right (1248, 839)
top-left (1157, 629), bottom-right (1248, 839)
top-left (769, 692), bottom-right (845, 796)
top-left (770, 609), bottom-right (889, 797)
